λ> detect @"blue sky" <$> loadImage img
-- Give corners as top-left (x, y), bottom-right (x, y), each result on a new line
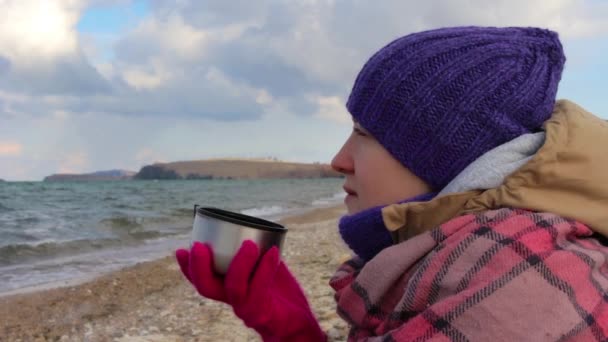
top-left (0, 0), bottom-right (607, 181)
top-left (78, 1), bottom-right (148, 34)
top-left (77, 0), bottom-right (148, 60)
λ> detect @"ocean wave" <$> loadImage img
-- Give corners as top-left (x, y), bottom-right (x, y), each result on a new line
top-left (240, 205), bottom-right (287, 218)
top-left (0, 203), bottom-right (13, 212)
top-left (99, 216), bottom-right (144, 229)
top-left (97, 213), bottom-right (191, 239)
top-left (171, 207), bottom-right (195, 218)
top-left (0, 238), bottom-right (121, 265)
top-left (311, 192), bottom-right (344, 206)
top-left (0, 228), bottom-right (173, 266)
top-left (102, 213), bottom-right (189, 226)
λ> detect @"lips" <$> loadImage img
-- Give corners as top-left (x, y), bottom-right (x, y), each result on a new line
top-left (343, 185), bottom-right (357, 196)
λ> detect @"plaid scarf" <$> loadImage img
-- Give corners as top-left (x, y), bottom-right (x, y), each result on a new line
top-left (330, 208), bottom-right (608, 341)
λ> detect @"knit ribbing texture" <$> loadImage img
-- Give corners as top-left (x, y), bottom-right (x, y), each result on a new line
top-left (347, 26), bottom-right (565, 189)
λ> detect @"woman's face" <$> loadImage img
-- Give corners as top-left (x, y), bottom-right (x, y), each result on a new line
top-left (331, 121), bottom-right (432, 215)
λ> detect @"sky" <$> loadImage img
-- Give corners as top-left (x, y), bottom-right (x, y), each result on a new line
top-left (0, 0), bottom-right (607, 181)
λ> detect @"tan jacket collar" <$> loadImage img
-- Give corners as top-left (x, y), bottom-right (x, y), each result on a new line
top-left (384, 100), bottom-right (608, 242)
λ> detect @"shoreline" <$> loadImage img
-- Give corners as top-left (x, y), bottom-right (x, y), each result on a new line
top-left (0, 204), bottom-right (351, 341)
top-left (0, 200), bottom-right (342, 298)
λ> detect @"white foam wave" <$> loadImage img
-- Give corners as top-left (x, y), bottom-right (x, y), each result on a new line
top-left (240, 205), bottom-right (287, 218)
top-left (311, 192), bottom-right (344, 206)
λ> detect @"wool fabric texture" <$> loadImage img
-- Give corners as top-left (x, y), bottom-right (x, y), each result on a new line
top-left (331, 209), bottom-right (608, 341)
top-left (339, 192), bottom-right (437, 261)
top-left (346, 26), bottom-right (566, 190)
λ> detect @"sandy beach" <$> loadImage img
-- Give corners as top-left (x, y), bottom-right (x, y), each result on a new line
top-left (0, 205), bottom-right (351, 342)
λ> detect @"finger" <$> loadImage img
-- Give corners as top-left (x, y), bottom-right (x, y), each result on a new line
top-left (277, 261), bottom-right (309, 307)
top-left (175, 248), bottom-right (192, 282)
top-left (249, 246), bottom-right (280, 295)
top-left (190, 242), bottom-right (227, 301)
top-left (225, 240), bottom-right (260, 306)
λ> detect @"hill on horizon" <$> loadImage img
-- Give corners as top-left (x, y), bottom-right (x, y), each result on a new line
top-left (41, 159), bottom-right (343, 181)
top-left (134, 158), bottom-right (342, 180)
top-left (43, 170), bottom-right (137, 182)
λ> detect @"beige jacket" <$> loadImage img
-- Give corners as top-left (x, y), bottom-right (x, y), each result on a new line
top-left (382, 99), bottom-right (608, 242)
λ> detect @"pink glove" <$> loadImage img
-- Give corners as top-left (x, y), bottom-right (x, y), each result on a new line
top-left (176, 241), bottom-right (327, 342)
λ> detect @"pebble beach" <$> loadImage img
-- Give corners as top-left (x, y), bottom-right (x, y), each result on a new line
top-left (0, 205), bottom-right (351, 342)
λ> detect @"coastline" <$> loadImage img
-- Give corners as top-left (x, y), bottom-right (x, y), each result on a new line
top-left (0, 204), bottom-right (351, 341)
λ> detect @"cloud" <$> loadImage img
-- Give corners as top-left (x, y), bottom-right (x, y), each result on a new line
top-left (95, 66), bottom-right (266, 120)
top-left (0, 56), bottom-right (9, 74)
top-left (53, 109), bottom-right (71, 120)
top-left (0, 53), bottom-right (111, 95)
top-left (2, 0), bottom-right (608, 123)
top-left (0, 0), bottom-right (81, 61)
top-left (312, 95), bottom-right (351, 124)
top-left (121, 58), bottom-right (172, 90)
top-left (57, 151), bottom-right (89, 174)
top-left (0, 141), bottom-right (23, 156)
top-left (0, 0), bottom-right (110, 96)
top-left (3, 0), bottom-right (608, 181)
top-left (114, 0), bottom-right (608, 121)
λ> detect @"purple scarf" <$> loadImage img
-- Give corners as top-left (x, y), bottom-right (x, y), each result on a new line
top-left (339, 192), bottom-right (437, 260)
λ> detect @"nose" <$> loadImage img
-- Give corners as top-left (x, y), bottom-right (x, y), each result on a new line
top-left (331, 139), bottom-right (354, 175)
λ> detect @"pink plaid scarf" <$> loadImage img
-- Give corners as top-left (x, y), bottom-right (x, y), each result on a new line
top-left (330, 208), bottom-right (608, 341)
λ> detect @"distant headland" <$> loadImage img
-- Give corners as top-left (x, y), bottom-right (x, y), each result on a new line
top-left (43, 170), bottom-right (137, 182)
top-left (42, 159), bottom-right (343, 181)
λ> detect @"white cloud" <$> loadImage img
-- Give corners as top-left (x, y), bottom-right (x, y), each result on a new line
top-left (312, 95), bottom-right (351, 124)
top-left (0, 0), bottom-right (109, 97)
top-left (57, 151), bottom-right (89, 174)
top-left (93, 61), bottom-right (116, 80)
top-left (1, 0), bottom-right (608, 181)
top-left (0, 141), bottom-right (23, 156)
top-left (255, 89), bottom-right (273, 105)
top-left (3, 0), bottom-right (608, 121)
top-left (0, 0), bottom-right (83, 64)
top-left (435, 0), bottom-right (608, 38)
top-left (122, 58), bottom-right (173, 90)
top-left (127, 14), bottom-right (208, 61)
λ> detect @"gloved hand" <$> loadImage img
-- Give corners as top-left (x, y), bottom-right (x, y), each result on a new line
top-left (176, 241), bottom-right (327, 342)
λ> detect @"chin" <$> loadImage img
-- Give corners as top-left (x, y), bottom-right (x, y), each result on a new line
top-left (345, 202), bottom-right (362, 215)
top-left (344, 196), bottom-right (358, 214)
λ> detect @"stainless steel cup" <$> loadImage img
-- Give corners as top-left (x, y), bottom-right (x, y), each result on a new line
top-left (191, 205), bottom-right (287, 274)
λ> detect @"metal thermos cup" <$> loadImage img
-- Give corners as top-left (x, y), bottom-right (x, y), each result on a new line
top-left (191, 205), bottom-right (287, 274)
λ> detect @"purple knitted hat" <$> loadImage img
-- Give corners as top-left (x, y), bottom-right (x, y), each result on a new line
top-left (347, 26), bottom-right (566, 190)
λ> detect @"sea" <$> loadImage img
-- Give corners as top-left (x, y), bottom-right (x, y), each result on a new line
top-left (0, 178), bottom-right (344, 295)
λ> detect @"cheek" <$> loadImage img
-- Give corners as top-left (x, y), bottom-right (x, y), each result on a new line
top-left (353, 142), bottom-right (425, 209)
top-left (353, 147), bottom-right (391, 204)
top-left (359, 168), bottom-right (391, 206)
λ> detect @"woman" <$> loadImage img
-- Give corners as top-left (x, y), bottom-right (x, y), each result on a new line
top-left (176, 26), bottom-right (608, 341)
